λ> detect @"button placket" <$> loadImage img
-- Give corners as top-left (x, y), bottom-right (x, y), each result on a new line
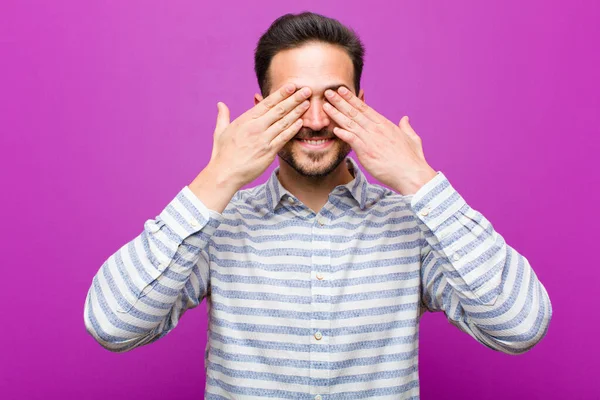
top-left (309, 215), bottom-right (332, 397)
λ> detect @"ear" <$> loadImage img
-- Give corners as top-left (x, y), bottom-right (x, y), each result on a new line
top-left (358, 89), bottom-right (365, 102)
top-left (254, 93), bottom-right (263, 106)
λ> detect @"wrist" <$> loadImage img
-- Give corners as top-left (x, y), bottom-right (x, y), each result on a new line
top-left (393, 165), bottom-right (437, 195)
top-left (196, 163), bottom-right (242, 193)
top-left (187, 164), bottom-right (241, 214)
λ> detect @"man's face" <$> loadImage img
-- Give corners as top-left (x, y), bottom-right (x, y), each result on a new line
top-left (255, 42), bottom-right (365, 177)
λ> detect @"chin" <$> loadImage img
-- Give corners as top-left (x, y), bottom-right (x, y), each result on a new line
top-left (278, 139), bottom-right (352, 178)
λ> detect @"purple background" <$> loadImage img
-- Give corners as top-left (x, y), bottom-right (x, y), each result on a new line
top-left (1, 1), bottom-right (598, 399)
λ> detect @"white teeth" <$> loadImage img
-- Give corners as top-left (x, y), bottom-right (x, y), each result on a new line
top-left (301, 139), bottom-right (328, 145)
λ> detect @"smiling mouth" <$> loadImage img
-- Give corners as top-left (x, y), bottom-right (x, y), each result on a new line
top-left (296, 138), bottom-right (334, 145)
top-left (295, 137), bottom-right (336, 149)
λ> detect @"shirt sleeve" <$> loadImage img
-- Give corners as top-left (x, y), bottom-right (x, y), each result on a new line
top-left (410, 172), bottom-right (552, 354)
top-left (83, 186), bottom-right (225, 352)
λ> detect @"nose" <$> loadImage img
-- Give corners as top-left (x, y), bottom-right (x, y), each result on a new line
top-left (301, 97), bottom-right (331, 132)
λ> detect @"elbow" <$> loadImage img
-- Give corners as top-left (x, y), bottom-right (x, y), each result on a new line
top-left (492, 297), bottom-right (553, 355)
top-left (83, 320), bottom-right (130, 353)
top-left (83, 293), bottom-right (150, 353)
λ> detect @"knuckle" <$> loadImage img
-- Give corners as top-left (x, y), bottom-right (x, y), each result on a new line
top-left (346, 119), bottom-right (356, 129)
top-left (275, 105), bottom-right (286, 117)
top-left (296, 104), bottom-right (307, 115)
top-left (278, 118), bottom-right (291, 130)
top-left (263, 100), bottom-right (273, 110)
top-left (348, 108), bottom-right (358, 118)
top-left (358, 102), bottom-right (369, 112)
top-left (263, 141), bottom-right (273, 153)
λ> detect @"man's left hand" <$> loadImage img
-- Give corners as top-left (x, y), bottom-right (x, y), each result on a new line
top-left (323, 86), bottom-right (437, 195)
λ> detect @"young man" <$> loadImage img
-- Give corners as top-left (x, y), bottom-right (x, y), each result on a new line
top-left (84, 12), bottom-right (552, 399)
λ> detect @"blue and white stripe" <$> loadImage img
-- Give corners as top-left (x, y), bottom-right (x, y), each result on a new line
top-left (84, 156), bottom-right (552, 399)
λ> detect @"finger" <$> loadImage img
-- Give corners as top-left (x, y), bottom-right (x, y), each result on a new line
top-left (336, 86), bottom-right (383, 123)
top-left (247, 83), bottom-right (297, 120)
top-left (215, 102), bottom-right (230, 135)
top-left (324, 89), bottom-right (373, 130)
top-left (261, 86), bottom-right (311, 128)
top-left (332, 126), bottom-right (366, 153)
top-left (323, 102), bottom-right (369, 139)
top-left (269, 119), bottom-right (304, 153)
top-left (264, 99), bottom-right (310, 141)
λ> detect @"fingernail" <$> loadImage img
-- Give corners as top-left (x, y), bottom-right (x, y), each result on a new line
top-left (338, 86), bottom-right (348, 95)
top-left (285, 84), bottom-right (295, 93)
top-left (325, 90), bottom-right (334, 98)
top-left (302, 87), bottom-right (311, 97)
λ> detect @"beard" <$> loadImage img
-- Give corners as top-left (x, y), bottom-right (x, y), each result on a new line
top-left (277, 127), bottom-right (352, 178)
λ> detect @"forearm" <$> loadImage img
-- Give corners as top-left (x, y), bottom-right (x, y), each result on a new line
top-left (414, 173), bottom-right (552, 354)
top-left (83, 186), bottom-right (224, 352)
top-left (421, 226), bottom-right (552, 354)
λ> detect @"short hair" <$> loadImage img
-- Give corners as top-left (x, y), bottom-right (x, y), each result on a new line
top-left (254, 12), bottom-right (365, 97)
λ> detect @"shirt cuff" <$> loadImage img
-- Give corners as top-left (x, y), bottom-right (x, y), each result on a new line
top-left (409, 171), bottom-right (467, 232)
top-left (148, 186), bottom-right (224, 241)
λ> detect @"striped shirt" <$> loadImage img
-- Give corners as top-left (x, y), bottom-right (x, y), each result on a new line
top-left (84, 156), bottom-right (552, 399)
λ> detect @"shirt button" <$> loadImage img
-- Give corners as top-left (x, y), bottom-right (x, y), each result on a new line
top-left (314, 331), bottom-right (323, 340)
top-left (190, 219), bottom-right (199, 227)
top-left (453, 253), bottom-right (460, 261)
top-left (315, 395), bottom-right (322, 400)
top-left (316, 272), bottom-right (324, 280)
top-left (288, 197), bottom-right (295, 204)
top-left (420, 206), bottom-right (431, 217)
top-left (318, 219), bottom-right (325, 226)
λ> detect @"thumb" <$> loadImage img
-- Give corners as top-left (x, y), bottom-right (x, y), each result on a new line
top-left (399, 115), bottom-right (417, 137)
top-left (215, 102), bottom-right (230, 135)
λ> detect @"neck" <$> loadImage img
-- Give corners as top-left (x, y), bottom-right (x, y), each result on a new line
top-left (276, 158), bottom-right (355, 213)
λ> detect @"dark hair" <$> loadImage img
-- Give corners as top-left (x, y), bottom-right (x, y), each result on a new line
top-left (254, 12), bottom-right (365, 97)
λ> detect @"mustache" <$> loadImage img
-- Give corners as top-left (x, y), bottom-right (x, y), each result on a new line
top-left (295, 128), bottom-right (335, 140)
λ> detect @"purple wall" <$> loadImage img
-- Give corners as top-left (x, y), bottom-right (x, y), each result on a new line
top-left (1, 1), bottom-right (598, 398)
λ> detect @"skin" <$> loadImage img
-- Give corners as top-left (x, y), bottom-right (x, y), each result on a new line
top-left (192, 41), bottom-right (436, 215)
top-left (254, 42), bottom-right (365, 213)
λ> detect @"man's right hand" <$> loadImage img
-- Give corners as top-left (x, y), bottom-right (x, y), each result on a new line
top-left (211, 83), bottom-right (311, 188)
top-left (188, 83), bottom-right (312, 213)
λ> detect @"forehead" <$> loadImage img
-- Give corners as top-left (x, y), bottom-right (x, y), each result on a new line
top-left (268, 42), bottom-right (354, 93)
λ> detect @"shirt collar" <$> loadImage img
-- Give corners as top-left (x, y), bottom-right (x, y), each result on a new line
top-left (264, 157), bottom-right (369, 212)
